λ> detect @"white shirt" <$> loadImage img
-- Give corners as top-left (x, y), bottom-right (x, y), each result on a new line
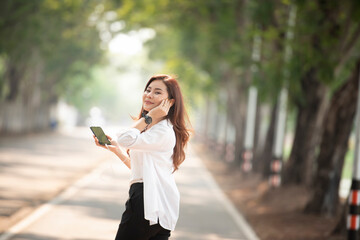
top-left (116, 119), bottom-right (180, 231)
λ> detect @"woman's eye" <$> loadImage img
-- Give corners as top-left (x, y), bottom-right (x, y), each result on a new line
top-left (145, 89), bottom-right (150, 93)
top-left (155, 92), bottom-right (161, 95)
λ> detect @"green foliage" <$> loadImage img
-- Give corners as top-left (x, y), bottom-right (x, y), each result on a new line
top-left (61, 66), bottom-right (119, 119)
top-left (129, 1), bottom-right (253, 107)
top-left (342, 146), bottom-right (354, 180)
top-left (0, 0), bottom-right (106, 111)
top-left (289, 0), bottom-right (360, 89)
top-left (2, 0), bottom-right (360, 127)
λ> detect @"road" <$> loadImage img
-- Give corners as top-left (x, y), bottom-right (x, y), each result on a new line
top-left (0, 127), bottom-right (259, 240)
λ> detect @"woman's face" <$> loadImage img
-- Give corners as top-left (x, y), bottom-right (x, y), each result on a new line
top-left (143, 80), bottom-right (169, 111)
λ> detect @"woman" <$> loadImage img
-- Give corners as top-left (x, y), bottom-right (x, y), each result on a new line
top-left (93, 74), bottom-right (191, 240)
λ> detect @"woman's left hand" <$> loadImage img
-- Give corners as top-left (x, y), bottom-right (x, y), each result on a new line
top-left (148, 99), bottom-right (173, 121)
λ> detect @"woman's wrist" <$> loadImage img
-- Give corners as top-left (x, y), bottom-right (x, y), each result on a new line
top-left (115, 147), bottom-right (125, 156)
top-left (146, 113), bottom-right (163, 124)
top-left (115, 148), bottom-right (129, 161)
top-left (132, 117), bottom-right (150, 132)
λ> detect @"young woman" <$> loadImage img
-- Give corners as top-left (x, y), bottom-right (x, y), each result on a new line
top-left (93, 74), bottom-right (191, 240)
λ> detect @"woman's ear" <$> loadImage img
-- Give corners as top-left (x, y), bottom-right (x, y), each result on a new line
top-left (169, 99), bottom-right (175, 106)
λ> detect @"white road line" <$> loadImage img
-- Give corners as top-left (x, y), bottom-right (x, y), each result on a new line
top-left (0, 161), bottom-right (110, 240)
top-left (192, 152), bottom-right (260, 240)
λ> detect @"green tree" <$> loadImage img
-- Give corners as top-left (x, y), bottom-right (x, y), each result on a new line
top-left (283, 0), bottom-right (360, 190)
top-left (0, 0), bottom-right (106, 132)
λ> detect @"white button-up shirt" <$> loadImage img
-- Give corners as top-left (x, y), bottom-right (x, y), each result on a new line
top-left (116, 119), bottom-right (179, 231)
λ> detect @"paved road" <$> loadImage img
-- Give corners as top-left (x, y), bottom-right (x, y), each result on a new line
top-left (0, 128), bottom-right (259, 240)
top-left (0, 127), bottom-right (111, 233)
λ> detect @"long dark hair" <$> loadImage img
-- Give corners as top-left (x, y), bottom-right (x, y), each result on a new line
top-left (138, 74), bottom-right (191, 171)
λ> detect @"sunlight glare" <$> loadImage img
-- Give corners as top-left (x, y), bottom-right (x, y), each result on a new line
top-left (108, 33), bottom-right (142, 56)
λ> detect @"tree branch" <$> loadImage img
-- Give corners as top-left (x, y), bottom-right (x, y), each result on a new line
top-left (337, 12), bottom-right (352, 54)
top-left (335, 24), bottom-right (360, 76)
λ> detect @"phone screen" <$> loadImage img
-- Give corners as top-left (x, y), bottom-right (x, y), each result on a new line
top-left (90, 126), bottom-right (111, 145)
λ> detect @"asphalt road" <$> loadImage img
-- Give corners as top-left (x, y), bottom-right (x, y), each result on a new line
top-left (0, 127), bottom-right (259, 240)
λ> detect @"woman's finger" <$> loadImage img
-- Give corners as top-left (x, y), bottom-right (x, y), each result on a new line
top-left (93, 136), bottom-right (104, 148)
top-left (164, 99), bottom-right (169, 109)
top-left (110, 139), bottom-right (118, 146)
top-left (165, 99), bottom-right (171, 108)
top-left (167, 99), bottom-right (171, 109)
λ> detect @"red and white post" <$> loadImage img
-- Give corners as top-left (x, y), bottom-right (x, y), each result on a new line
top-left (242, 86), bottom-right (257, 172)
top-left (348, 71), bottom-right (360, 240)
top-left (268, 5), bottom-right (296, 187)
top-left (241, 34), bottom-right (261, 173)
top-left (269, 88), bottom-right (287, 187)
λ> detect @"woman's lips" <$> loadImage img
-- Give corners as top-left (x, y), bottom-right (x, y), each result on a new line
top-left (144, 101), bottom-right (154, 105)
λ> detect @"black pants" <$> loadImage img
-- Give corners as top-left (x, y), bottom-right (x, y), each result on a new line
top-left (115, 183), bottom-right (171, 240)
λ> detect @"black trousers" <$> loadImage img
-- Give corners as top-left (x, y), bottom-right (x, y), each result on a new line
top-left (115, 183), bottom-right (171, 240)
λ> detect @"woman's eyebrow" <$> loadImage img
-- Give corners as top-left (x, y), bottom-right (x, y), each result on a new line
top-left (147, 86), bottom-right (164, 91)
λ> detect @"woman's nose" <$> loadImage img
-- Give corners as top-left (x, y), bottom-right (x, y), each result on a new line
top-left (146, 92), bottom-right (153, 98)
top-left (145, 93), bottom-right (152, 98)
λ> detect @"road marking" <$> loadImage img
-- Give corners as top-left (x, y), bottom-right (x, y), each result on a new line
top-left (0, 161), bottom-right (110, 240)
top-left (191, 151), bottom-right (260, 240)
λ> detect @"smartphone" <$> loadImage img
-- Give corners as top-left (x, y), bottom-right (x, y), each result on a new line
top-left (90, 126), bottom-right (111, 145)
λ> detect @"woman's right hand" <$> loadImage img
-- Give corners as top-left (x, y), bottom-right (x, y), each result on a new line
top-left (93, 135), bottom-right (120, 154)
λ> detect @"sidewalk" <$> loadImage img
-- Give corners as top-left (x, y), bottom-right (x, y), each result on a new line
top-left (0, 128), bottom-right (259, 240)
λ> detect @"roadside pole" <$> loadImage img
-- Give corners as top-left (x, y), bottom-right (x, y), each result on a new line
top-left (348, 70), bottom-right (360, 240)
top-left (242, 34), bottom-right (261, 173)
top-left (269, 88), bottom-right (287, 186)
top-left (242, 86), bottom-right (257, 172)
top-left (269, 4), bottom-right (296, 187)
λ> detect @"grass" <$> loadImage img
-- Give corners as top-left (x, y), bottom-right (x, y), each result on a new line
top-left (342, 148), bottom-right (354, 180)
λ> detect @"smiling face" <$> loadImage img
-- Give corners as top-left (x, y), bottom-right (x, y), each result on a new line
top-left (142, 80), bottom-right (169, 111)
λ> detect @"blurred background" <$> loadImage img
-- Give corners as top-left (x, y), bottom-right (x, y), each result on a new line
top-left (1, 0), bottom-right (360, 239)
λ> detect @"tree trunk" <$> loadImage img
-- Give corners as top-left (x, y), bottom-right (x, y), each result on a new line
top-left (304, 59), bottom-right (360, 215)
top-left (233, 95), bottom-right (247, 166)
top-left (332, 201), bottom-right (348, 237)
top-left (203, 96), bottom-right (211, 140)
top-left (0, 52), bottom-right (53, 134)
top-left (5, 60), bottom-right (23, 101)
top-left (283, 69), bottom-right (329, 186)
top-left (252, 100), bottom-right (263, 172)
top-left (225, 80), bottom-right (247, 166)
top-left (259, 103), bottom-right (277, 178)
